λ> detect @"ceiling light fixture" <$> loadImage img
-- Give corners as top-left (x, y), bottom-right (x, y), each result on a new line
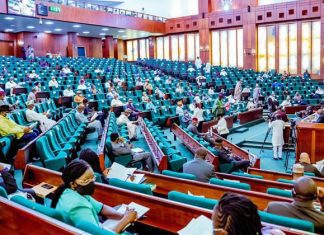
top-left (118, 30), bottom-right (125, 33)
top-left (26, 26), bottom-right (35, 29)
top-left (5, 29), bottom-right (14, 32)
top-left (54, 28), bottom-right (62, 31)
top-left (4, 17), bottom-right (15, 20)
top-left (83, 31), bottom-right (90, 34)
top-left (73, 24), bottom-right (81, 28)
top-left (102, 28), bottom-right (109, 31)
top-left (45, 21), bottom-right (53, 25)
top-left (99, 33), bottom-right (106, 36)
top-left (44, 30), bottom-right (52, 33)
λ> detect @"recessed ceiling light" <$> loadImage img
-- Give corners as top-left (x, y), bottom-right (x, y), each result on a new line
top-left (26, 26), bottom-right (35, 29)
top-left (83, 31), bottom-right (90, 34)
top-left (101, 37), bottom-right (105, 40)
top-left (54, 28), bottom-right (62, 31)
top-left (73, 24), bottom-right (81, 28)
top-left (99, 33), bottom-right (106, 36)
top-left (4, 17), bottom-right (15, 20)
top-left (5, 29), bottom-right (14, 32)
top-left (76, 33), bottom-right (80, 36)
top-left (102, 28), bottom-right (109, 31)
top-left (44, 30), bottom-right (52, 33)
top-left (118, 30), bottom-right (125, 33)
top-left (122, 35), bottom-right (127, 38)
top-left (45, 21), bottom-right (54, 25)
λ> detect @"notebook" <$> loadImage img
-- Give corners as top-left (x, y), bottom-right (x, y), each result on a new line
top-left (178, 215), bottom-right (212, 235)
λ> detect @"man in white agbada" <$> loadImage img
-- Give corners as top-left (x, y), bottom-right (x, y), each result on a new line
top-left (246, 98), bottom-right (256, 110)
top-left (281, 96), bottom-right (291, 108)
top-left (5, 77), bottom-right (19, 95)
top-left (234, 79), bottom-right (242, 101)
top-left (220, 69), bottom-right (227, 77)
top-left (116, 109), bottom-right (138, 140)
top-left (63, 86), bottom-right (75, 97)
top-left (25, 100), bottom-right (56, 132)
top-left (253, 84), bottom-right (261, 104)
top-left (269, 116), bottom-right (285, 160)
top-left (195, 56), bottom-right (202, 70)
top-left (75, 104), bottom-right (102, 136)
top-left (49, 76), bottom-right (59, 88)
top-left (110, 94), bottom-right (124, 107)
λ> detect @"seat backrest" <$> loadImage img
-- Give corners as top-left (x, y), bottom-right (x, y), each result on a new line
top-left (168, 191), bottom-right (218, 210)
top-left (210, 178), bottom-right (251, 191)
top-left (45, 130), bottom-right (62, 152)
top-left (11, 195), bottom-right (66, 223)
top-left (277, 178), bottom-right (294, 184)
top-left (0, 186), bottom-right (8, 198)
top-left (266, 188), bottom-right (293, 198)
top-left (162, 170), bottom-right (196, 180)
top-left (109, 178), bottom-right (153, 196)
top-left (36, 136), bottom-right (56, 160)
top-left (258, 211), bottom-right (314, 232)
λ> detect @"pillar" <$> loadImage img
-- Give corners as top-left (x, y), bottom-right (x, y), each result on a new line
top-left (103, 36), bottom-right (114, 58)
top-left (67, 32), bottom-right (77, 58)
top-left (242, 6), bottom-right (257, 70)
top-left (199, 18), bottom-right (210, 63)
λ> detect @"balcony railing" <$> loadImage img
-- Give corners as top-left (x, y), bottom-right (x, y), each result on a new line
top-left (38, 0), bottom-right (167, 22)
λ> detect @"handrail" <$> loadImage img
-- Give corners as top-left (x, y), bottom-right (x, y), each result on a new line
top-left (14, 109), bottom-right (74, 170)
top-left (138, 118), bottom-right (168, 172)
top-left (97, 112), bottom-right (111, 171)
top-left (38, 0), bottom-right (167, 22)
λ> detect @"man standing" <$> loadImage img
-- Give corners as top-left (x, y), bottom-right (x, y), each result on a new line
top-left (195, 56), bottom-right (202, 70)
top-left (266, 177), bottom-right (324, 234)
top-left (234, 79), bottom-right (242, 101)
top-left (183, 147), bottom-right (215, 182)
top-left (253, 84), bottom-right (261, 104)
top-left (269, 116), bottom-right (285, 160)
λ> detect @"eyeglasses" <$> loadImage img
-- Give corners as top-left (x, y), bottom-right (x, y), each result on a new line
top-left (75, 174), bottom-right (96, 186)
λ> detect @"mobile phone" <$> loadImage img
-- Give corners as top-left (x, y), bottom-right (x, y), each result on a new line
top-left (41, 183), bottom-right (54, 190)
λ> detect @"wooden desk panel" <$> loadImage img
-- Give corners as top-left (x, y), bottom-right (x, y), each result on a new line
top-left (248, 168), bottom-right (324, 188)
top-left (238, 108), bottom-right (263, 124)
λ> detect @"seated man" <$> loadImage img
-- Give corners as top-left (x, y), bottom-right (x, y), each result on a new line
top-left (266, 176), bottom-right (324, 234)
top-left (116, 109), bottom-right (138, 141)
top-left (124, 99), bottom-right (139, 121)
top-left (110, 95), bottom-right (124, 107)
top-left (25, 100), bottom-right (56, 133)
top-left (299, 152), bottom-right (323, 177)
top-left (63, 86), bottom-right (75, 97)
top-left (0, 105), bottom-right (39, 160)
top-left (183, 147), bottom-right (215, 182)
top-left (75, 104), bottom-right (102, 136)
top-left (313, 109), bottom-right (324, 123)
top-left (187, 118), bottom-right (215, 145)
top-left (74, 91), bottom-right (85, 104)
top-left (212, 137), bottom-right (250, 172)
top-left (110, 133), bottom-right (153, 171)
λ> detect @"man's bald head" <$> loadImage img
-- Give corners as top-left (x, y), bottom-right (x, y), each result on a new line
top-left (293, 176), bottom-right (317, 202)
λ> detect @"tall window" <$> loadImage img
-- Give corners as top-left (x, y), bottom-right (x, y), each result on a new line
top-left (279, 23), bottom-right (297, 74)
top-left (127, 39), bottom-right (149, 60)
top-left (156, 37), bottom-right (164, 59)
top-left (163, 36), bottom-right (170, 60)
top-left (187, 34), bottom-right (195, 61)
top-left (139, 39), bottom-right (149, 59)
top-left (133, 40), bottom-right (138, 60)
top-left (127, 41), bottom-right (134, 61)
top-left (257, 25), bottom-right (276, 71)
top-left (179, 35), bottom-right (185, 61)
top-left (211, 28), bottom-right (243, 67)
top-left (302, 21), bottom-right (320, 74)
top-left (171, 35), bottom-right (179, 60)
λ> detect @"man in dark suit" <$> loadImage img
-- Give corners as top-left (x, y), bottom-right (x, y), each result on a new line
top-left (183, 147), bottom-right (215, 182)
top-left (187, 117), bottom-right (215, 145)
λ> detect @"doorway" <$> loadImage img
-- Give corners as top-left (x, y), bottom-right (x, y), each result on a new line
top-left (77, 47), bottom-right (86, 57)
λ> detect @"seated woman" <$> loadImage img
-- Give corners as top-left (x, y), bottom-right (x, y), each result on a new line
top-left (79, 148), bottom-right (109, 184)
top-left (51, 159), bottom-right (137, 233)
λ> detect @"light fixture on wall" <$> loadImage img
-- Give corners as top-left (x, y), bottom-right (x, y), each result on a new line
top-left (244, 48), bottom-right (256, 56)
top-left (222, 0), bottom-right (233, 11)
top-left (17, 40), bottom-right (24, 46)
top-left (200, 45), bottom-right (209, 52)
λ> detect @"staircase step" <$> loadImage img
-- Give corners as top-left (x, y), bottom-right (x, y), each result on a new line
top-left (234, 127), bottom-right (249, 133)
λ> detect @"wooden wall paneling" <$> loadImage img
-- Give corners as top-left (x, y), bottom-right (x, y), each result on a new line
top-left (321, 17), bottom-right (324, 77)
top-left (198, 0), bottom-right (211, 15)
top-left (67, 32), bottom-right (77, 58)
top-left (117, 39), bottom-right (125, 60)
top-left (0, 41), bottom-right (14, 56)
top-left (148, 37), bottom-right (155, 59)
top-left (76, 36), bottom-right (103, 58)
top-left (0, 0), bottom-right (7, 13)
top-left (243, 7), bottom-right (257, 70)
top-left (34, 1), bottom-right (165, 34)
top-left (198, 18), bottom-right (210, 63)
top-left (103, 36), bottom-right (114, 58)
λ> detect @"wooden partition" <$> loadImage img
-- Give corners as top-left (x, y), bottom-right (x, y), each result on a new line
top-left (237, 108), bottom-right (263, 124)
top-left (248, 168), bottom-right (324, 188)
top-left (201, 115), bottom-right (234, 133)
top-left (14, 110), bottom-right (74, 170)
top-left (139, 118), bottom-right (168, 171)
top-left (0, 197), bottom-right (85, 234)
top-left (22, 165), bottom-right (307, 235)
top-left (171, 123), bottom-right (220, 170)
top-left (296, 121), bottom-right (324, 164)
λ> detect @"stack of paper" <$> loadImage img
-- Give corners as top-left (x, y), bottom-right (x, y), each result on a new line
top-left (178, 215), bottom-right (213, 235)
top-left (131, 148), bottom-right (144, 153)
top-left (90, 112), bottom-right (98, 121)
top-left (188, 191), bottom-right (205, 198)
top-left (107, 162), bottom-right (146, 184)
top-left (102, 202), bottom-right (150, 231)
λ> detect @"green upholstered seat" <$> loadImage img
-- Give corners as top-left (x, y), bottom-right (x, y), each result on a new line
top-left (167, 155), bottom-right (187, 172)
top-left (266, 188), bottom-right (293, 198)
top-left (0, 186), bottom-right (8, 198)
top-left (232, 172), bottom-right (264, 179)
top-left (11, 195), bottom-right (66, 223)
top-left (162, 170), bottom-right (196, 180)
top-left (109, 178), bottom-right (153, 195)
top-left (210, 178), bottom-right (251, 190)
top-left (105, 141), bottom-right (132, 166)
top-left (168, 191), bottom-right (218, 210)
top-left (277, 178), bottom-right (294, 184)
top-left (258, 211), bottom-right (314, 232)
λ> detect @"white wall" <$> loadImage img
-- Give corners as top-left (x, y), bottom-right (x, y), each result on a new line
top-left (111, 0), bottom-right (198, 18)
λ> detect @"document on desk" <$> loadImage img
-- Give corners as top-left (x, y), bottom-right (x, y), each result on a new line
top-left (106, 162), bottom-right (142, 183)
top-left (102, 202), bottom-right (149, 231)
top-left (178, 215), bottom-right (213, 235)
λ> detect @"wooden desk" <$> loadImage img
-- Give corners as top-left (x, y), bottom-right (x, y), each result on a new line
top-left (248, 168), bottom-right (324, 188)
top-left (237, 108), bottom-right (263, 124)
top-left (201, 115), bottom-right (234, 133)
top-left (22, 165), bottom-right (305, 235)
top-left (0, 197), bottom-right (85, 234)
top-left (215, 172), bottom-right (293, 193)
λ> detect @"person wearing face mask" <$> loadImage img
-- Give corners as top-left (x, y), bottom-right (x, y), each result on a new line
top-left (183, 148), bottom-right (215, 182)
top-left (116, 109), bottom-right (139, 141)
top-left (51, 159), bottom-right (137, 233)
top-left (25, 100), bottom-right (56, 133)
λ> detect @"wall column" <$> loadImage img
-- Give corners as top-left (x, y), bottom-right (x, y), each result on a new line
top-left (198, 18), bottom-right (210, 63)
top-left (321, 16), bottom-right (324, 78)
top-left (103, 36), bottom-right (114, 58)
top-left (242, 6), bottom-right (257, 70)
top-left (148, 37), bottom-right (155, 59)
top-left (67, 32), bottom-right (77, 57)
